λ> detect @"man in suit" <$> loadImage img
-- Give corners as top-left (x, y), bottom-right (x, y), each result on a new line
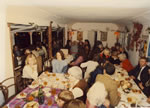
top-left (96, 63), bottom-right (121, 107)
top-left (129, 57), bottom-right (150, 96)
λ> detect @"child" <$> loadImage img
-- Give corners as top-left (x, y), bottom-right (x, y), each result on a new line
top-left (56, 90), bottom-right (74, 108)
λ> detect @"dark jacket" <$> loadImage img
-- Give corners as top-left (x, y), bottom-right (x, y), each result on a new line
top-left (129, 65), bottom-right (150, 97)
top-left (88, 66), bottom-right (103, 87)
top-left (129, 65), bottom-right (149, 84)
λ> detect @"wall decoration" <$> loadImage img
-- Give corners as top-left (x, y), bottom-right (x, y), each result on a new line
top-left (129, 22), bottom-right (143, 51)
top-left (147, 36), bottom-right (150, 57)
top-left (114, 31), bottom-right (120, 43)
top-left (77, 31), bottom-right (83, 41)
top-left (100, 31), bottom-right (107, 41)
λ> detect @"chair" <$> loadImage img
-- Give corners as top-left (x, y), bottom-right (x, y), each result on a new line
top-left (0, 77), bottom-right (16, 105)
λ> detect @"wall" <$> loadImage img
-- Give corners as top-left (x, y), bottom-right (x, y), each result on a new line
top-left (0, 5), bottom-right (64, 106)
top-left (71, 23), bottom-right (119, 48)
top-left (126, 24), bottom-right (150, 66)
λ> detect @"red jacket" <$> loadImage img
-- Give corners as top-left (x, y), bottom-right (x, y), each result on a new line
top-left (121, 59), bottom-right (133, 72)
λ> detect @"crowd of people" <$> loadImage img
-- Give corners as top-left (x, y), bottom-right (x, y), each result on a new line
top-left (51, 40), bottom-right (150, 108)
top-left (13, 39), bottom-right (150, 108)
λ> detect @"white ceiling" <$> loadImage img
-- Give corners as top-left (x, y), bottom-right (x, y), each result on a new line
top-left (6, 0), bottom-right (150, 25)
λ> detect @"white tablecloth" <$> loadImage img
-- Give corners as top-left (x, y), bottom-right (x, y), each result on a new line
top-left (113, 66), bottom-right (150, 108)
top-left (30, 72), bottom-right (78, 90)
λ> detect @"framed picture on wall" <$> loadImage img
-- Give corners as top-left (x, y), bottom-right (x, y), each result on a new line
top-left (100, 31), bottom-right (107, 41)
top-left (77, 31), bottom-right (83, 41)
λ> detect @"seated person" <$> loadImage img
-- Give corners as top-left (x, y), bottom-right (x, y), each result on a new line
top-left (99, 48), bottom-right (110, 66)
top-left (56, 90), bottom-right (74, 108)
top-left (96, 63), bottom-right (121, 107)
top-left (63, 99), bottom-right (86, 108)
top-left (52, 50), bottom-right (68, 73)
top-left (109, 50), bottom-right (120, 65)
top-left (129, 57), bottom-right (150, 97)
top-left (118, 53), bottom-right (133, 72)
top-left (88, 66), bottom-right (103, 88)
top-left (68, 66), bottom-right (88, 102)
top-left (119, 47), bottom-right (128, 59)
top-left (22, 54), bottom-right (38, 80)
top-left (86, 82), bottom-right (109, 108)
top-left (70, 48), bottom-right (85, 66)
top-left (80, 55), bottom-right (99, 82)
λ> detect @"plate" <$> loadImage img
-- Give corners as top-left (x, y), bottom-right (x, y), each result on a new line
top-left (16, 92), bottom-right (27, 99)
top-left (127, 96), bottom-right (139, 104)
top-left (43, 88), bottom-right (50, 93)
top-left (29, 82), bottom-right (38, 89)
top-left (23, 101), bottom-right (39, 108)
top-left (31, 90), bottom-right (38, 97)
top-left (45, 92), bottom-right (51, 97)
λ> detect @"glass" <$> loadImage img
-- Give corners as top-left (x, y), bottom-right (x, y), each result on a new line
top-left (51, 88), bottom-right (57, 96)
top-left (47, 98), bottom-right (53, 106)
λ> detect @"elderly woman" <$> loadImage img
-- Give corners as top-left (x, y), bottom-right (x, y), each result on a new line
top-left (118, 53), bottom-right (133, 72)
top-left (22, 54), bottom-right (38, 80)
top-left (52, 50), bottom-right (68, 73)
top-left (86, 82), bottom-right (109, 108)
top-left (68, 66), bottom-right (88, 102)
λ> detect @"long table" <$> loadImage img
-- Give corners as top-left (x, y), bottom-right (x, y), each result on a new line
top-left (4, 72), bottom-right (78, 108)
top-left (113, 66), bottom-right (150, 108)
top-left (4, 87), bottom-right (61, 108)
top-left (4, 67), bottom-right (150, 108)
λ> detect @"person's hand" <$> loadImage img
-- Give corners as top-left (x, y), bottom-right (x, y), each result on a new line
top-left (130, 75), bottom-right (135, 80)
top-left (103, 99), bottom-right (110, 108)
top-left (139, 82), bottom-right (144, 90)
top-left (118, 91), bottom-right (121, 97)
top-left (147, 97), bottom-right (150, 103)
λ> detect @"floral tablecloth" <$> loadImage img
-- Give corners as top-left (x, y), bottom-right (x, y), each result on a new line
top-left (5, 87), bottom-right (61, 108)
top-left (5, 72), bottom-right (79, 108)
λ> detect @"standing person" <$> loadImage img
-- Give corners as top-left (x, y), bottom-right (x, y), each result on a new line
top-left (70, 41), bottom-right (78, 59)
top-left (84, 40), bottom-right (91, 59)
top-left (90, 41), bottom-right (104, 60)
top-left (96, 63), bottom-right (121, 107)
top-left (65, 40), bottom-right (72, 54)
top-left (41, 42), bottom-right (48, 59)
top-left (52, 40), bottom-right (59, 57)
top-left (13, 45), bottom-right (22, 57)
top-left (129, 57), bottom-right (150, 96)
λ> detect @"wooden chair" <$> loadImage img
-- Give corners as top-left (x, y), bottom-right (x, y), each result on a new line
top-left (0, 77), bottom-right (16, 106)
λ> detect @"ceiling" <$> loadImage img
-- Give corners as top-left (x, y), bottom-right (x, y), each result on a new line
top-left (6, 0), bottom-right (150, 25)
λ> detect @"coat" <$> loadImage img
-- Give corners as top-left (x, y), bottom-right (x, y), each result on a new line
top-left (96, 74), bottom-right (120, 107)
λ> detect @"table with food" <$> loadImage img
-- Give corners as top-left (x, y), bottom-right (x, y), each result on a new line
top-left (113, 66), bottom-right (150, 108)
top-left (4, 66), bottom-right (150, 108)
top-left (4, 72), bottom-right (78, 108)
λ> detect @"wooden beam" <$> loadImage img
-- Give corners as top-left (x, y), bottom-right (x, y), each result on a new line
top-left (48, 21), bottom-right (53, 59)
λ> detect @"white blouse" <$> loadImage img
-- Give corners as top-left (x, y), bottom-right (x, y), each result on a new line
top-left (22, 65), bottom-right (38, 80)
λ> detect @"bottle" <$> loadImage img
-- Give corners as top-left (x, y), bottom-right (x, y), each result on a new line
top-left (38, 85), bottom-right (45, 104)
